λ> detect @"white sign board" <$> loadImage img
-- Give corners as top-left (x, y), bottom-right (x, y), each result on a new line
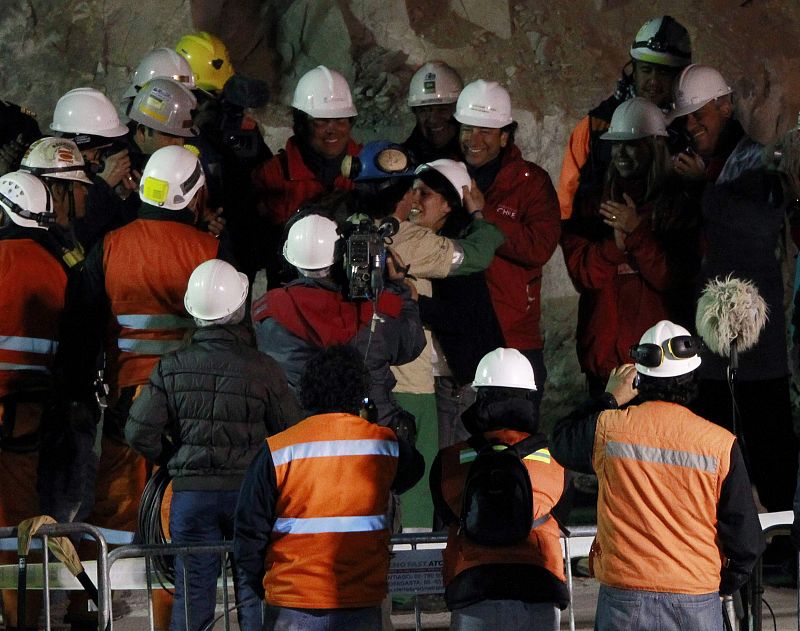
top-left (388, 548), bottom-right (444, 595)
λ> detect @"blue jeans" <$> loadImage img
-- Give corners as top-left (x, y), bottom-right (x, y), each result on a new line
top-left (595, 586), bottom-right (723, 631)
top-left (262, 605), bottom-right (381, 630)
top-left (169, 490), bottom-right (263, 631)
top-left (450, 600), bottom-right (560, 631)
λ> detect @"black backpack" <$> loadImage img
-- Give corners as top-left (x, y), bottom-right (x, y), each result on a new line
top-left (458, 434), bottom-right (550, 547)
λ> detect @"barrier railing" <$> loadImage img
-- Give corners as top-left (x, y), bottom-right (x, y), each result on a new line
top-left (106, 541), bottom-right (235, 631)
top-left (0, 522), bottom-right (111, 630)
top-left (1, 512), bottom-right (795, 630)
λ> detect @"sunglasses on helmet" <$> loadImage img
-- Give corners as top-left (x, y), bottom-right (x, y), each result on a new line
top-left (629, 335), bottom-right (703, 368)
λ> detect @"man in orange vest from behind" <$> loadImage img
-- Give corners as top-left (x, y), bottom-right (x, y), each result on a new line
top-left (234, 344), bottom-right (424, 631)
top-left (430, 347), bottom-right (569, 630)
top-left (551, 320), bottom-right (764, 630)
top-left (81, 144), bottom-right (224, 544)
top-left (0, 171), bottom-right (69, 631)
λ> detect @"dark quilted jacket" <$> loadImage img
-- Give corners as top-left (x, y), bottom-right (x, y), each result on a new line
top-left (125, 324), bottom-right (302, 491)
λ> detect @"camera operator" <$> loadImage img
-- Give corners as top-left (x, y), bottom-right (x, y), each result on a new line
top-left (252, 212), bottom-right (425, 436)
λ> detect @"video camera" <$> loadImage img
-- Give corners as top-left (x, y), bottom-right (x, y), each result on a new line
top-left (343, 216), bottom-right (400, 302)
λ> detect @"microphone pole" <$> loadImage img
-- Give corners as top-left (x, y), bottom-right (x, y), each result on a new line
top-left (727, 335), bottom-right (739, 438)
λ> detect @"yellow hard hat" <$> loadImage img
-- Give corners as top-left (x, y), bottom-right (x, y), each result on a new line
top-left (175, 32), bottom-right (234, 92)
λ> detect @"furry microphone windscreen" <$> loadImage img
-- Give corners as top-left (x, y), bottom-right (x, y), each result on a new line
top-left (695, 274), bottom-right (768, 356)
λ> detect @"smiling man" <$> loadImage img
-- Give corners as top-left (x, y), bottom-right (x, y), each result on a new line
top-left (403, 61), bottom-right (464, 163)
top-left (556, 15), bottom-right (692, 219)
top-left (670, 63), bottom-right (800, 520)
top-left (252, 65), bottom-right (360, 230)
top-left (454, 79), bottom-right (560, 423)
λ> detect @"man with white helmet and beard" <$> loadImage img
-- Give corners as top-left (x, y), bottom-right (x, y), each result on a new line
top-left (404, 61), bottom-right (464, 163)
top-left (550, 320), bottom-right (763, 630)
top-left (126, 258), bottom-right (301, 631)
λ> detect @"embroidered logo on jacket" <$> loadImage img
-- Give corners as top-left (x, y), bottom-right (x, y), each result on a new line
top-left (496, 205), bottom-right (518, 220)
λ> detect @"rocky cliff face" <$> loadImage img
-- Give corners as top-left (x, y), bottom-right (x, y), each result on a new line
top-left (3, 0), bottom-right (799, 423)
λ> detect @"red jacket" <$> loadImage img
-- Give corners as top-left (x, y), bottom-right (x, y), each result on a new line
top-left (0, 239), bottom-right (66, 398)
top-left (103, 218), bottom-right (219, 390)
top-left (561, 188), bottom-right (699, 381)
top-left (251, 136), bottom-right (360, 226)
top-left (482, 145), bottom-right (560, 350)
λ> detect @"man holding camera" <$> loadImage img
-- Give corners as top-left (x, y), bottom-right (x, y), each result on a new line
top-left (550, 320), bottom-right (763, 630)
top-left (252, 212), bottom-right (425, 434)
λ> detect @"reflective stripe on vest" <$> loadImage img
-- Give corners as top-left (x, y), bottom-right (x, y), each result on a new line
top-left (273, 514), bottom-right (389, 535)
top-left (606, 440), bottom-right (719, 473)
top-left (0, 335), bottom-right (58, 355)
top-left (116, 314), bottom-right (194, 329)
top-left (272, 439), bottom-right (399, 467)
top-left (116, 313), bottom-right (194, 356)
top-left (117, 339), bottom-right (185, 355)
top-left (0, 362), bottom-right (49, 372)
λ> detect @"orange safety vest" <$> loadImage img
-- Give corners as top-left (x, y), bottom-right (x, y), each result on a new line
top-left (591, 401), bottom-right (735, 594)
top-left (264, 413), bottom-right (399, 609)
top-left (0, 239), bottom-right (66, 398)
top-left (102, 218), bottom-right (218, 390)
top-left (438, 429), bottom-right (566, 586)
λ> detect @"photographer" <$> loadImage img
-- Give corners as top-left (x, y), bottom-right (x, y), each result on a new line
top-left (252, 212), bottom-right (425, 432)
top-left (50, 88), bottom-right (140, 252)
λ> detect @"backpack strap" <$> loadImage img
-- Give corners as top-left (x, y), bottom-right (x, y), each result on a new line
top-left (511, 433), bottom-right (553, 530)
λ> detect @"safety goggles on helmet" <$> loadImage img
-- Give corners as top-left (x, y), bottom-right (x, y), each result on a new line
top-left (629, 335), bottom-right (703, 368)
top-left (0, 188), bottom-right (55, 227)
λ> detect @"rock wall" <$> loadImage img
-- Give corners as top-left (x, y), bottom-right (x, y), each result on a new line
top-left (3, 0), bottom-right (800, 424)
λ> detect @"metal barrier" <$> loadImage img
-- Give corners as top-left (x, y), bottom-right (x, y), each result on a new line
top-left (106, 541), bottom-right (236, 631)
top-left (1, 513), bottom-right (796, 630)
top-left (0, 522), bottom-right (111, 631)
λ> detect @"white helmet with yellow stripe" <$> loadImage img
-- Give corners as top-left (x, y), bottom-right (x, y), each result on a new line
top-left (139, 145), bottom-right (204, 210)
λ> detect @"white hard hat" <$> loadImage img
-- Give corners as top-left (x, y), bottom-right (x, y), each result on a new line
top-left (630, 15), bottom-right (692, 68)
top-left (0, 171), bottom-right (55, 230)
top-left (600, 97), bottom-right (668, 141)
top-left (407, 61), bottom-right (463, 107)
top-left (455, 80), bottom-right (513, 129)
top-left (670, 64), bottom-right (732, 119)
top-left (291, 66), bottom-right (357, 119)
top-left (415, 159), bottom-right (470, 203)
top-left (631, 320), bottom-right (702, 378)
top-left (283, 214), bottom-right (341, 270)
top-left (20, 137), bottom-right (93, 185)
top-left (472, 348), bottom-right (537, 390)
top-left (129, 78), bottom-right (198, 137)
top-left (139, 145), bottom-right (205, 210)
top-left (123, 47), bottom-right (196, 100)
top-left (184, 259), bottom-right (249, 321)
top-left (50, 88), bottom-right (128, 137)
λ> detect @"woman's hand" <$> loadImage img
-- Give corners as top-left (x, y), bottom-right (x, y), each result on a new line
top-left (600, 193), bottom-right (639, 250)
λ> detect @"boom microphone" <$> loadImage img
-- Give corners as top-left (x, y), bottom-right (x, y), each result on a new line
top-left (695, 274), bottom-right (768, 357)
